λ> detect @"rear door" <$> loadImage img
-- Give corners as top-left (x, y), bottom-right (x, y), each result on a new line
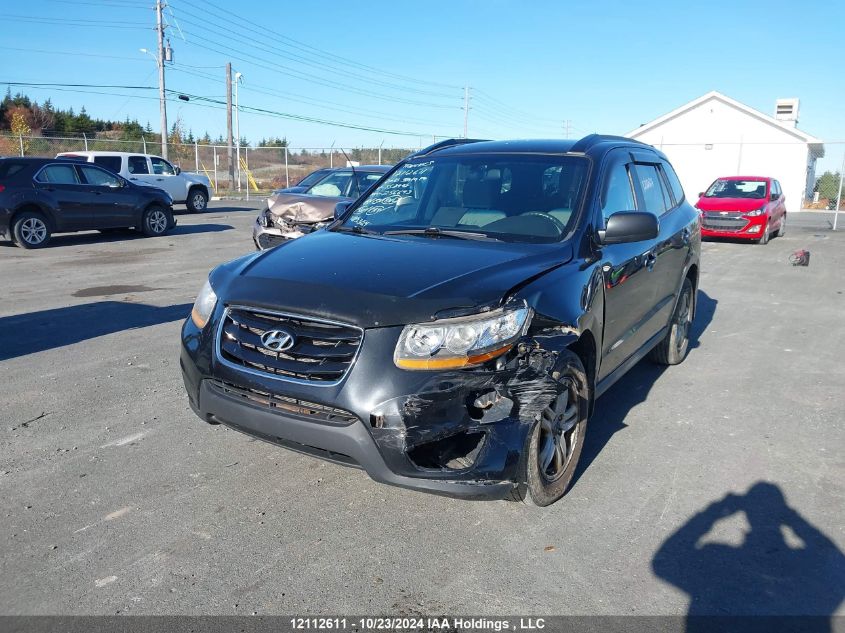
top-left (77, 164), bottom-right (136, 228)
top-left (32, 163), bottom-right (91, 230)
top-left (597, 150), bottom-right (663, 379)
top-left (630, 156), bottom-right (688, 335)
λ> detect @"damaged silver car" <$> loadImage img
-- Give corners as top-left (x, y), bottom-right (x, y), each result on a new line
top-left (183, 136), bottom-right (701, 506)
top-left (253, 165), bottom-right (390, 249)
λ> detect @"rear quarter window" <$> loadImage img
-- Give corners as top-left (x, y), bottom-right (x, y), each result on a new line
top-left (661, 162), bottom-right (686, 205)
top-left (0, 161), bottom-right (28, 180)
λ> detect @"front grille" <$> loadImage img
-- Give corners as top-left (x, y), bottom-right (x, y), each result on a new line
top-left (702, 212), bottom-right (748, 232)
top-left (209, 380), bottom-right (358, 425)
top-left (218, 306), bottom-right (362, 384)
top-left (256, 232), bottom-right (290, 250)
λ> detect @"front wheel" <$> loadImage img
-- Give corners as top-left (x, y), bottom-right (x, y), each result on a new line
top-left (511, 350), bottom-right (590, 506)
top-left (12, 211), bottom-right (51, 249)
top-left (140, 205), bottom-right (172, 237)
top-left (649, 277), bottom-right (694, 366)
top-left (776, 215), bottom-right (786, 238)
top-left (186, 188), bottom-right (208, 213)
top-left (757, 222), bottom-right (770, 245)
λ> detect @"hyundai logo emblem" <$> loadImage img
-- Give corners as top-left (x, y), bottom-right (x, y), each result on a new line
top-left (260, 329), bottom-right (295, 352)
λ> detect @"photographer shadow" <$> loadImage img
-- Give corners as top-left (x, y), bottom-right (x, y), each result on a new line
top-left (652, 482), bottom-right (845, 632)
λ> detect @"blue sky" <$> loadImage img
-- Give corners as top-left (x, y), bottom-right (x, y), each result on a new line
top-left (3, 0), bottom-right (844, 169)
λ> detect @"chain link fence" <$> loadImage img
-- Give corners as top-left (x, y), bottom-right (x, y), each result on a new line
top-left (0, 133), bottom-right (417, 195)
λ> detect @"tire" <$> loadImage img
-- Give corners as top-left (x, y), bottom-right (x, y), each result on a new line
top-left (12, 211), bottom-right (51, 249)
top-left (509, 350), bottom-right (590, 507)
top-left (757, 222), bottom-right (770, 245)
top-left (649, 277), bottom-right (694, 366)
top-left (776, 215), bottom-right (786, 238)
top-left (140, 205), bottom-right (171, 237)
top-left (186, 187), bottom-right (208, 213)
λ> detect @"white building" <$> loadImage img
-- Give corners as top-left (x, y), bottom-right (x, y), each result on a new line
top-left (627, 91), bottom-right (824, 211)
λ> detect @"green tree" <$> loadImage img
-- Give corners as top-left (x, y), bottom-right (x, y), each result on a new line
top-left (815, 171), bottom-right (843, 201)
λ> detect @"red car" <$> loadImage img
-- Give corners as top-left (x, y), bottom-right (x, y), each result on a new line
top-left (697, 176), bottom-right (786, 244)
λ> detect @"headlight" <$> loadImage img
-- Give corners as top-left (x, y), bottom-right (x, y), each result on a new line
top-left (745, 207), bottom-right (766, 217)
top-left (394, 302), bottom-right (531, 370)
top-left (190, 278), bottom-right (217, 329)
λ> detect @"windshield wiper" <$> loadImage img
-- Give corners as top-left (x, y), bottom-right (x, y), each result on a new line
top-left (383, 227), bottom-right (501, 242)
top-left (334, 224), bottom-right (379, 236)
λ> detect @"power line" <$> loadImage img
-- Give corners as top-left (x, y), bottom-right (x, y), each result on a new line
top-left (173, 0), bottom-right (461, 91)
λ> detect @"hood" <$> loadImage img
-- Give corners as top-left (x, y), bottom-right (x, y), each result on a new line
top-left (696, 196), bottom-right (768, 213)
top-left (183, 171), bottom-right (211, 186)
top-left (266, 192), bottom-right (348, 224)
top-left (212, 230), bottom-right (572, 328)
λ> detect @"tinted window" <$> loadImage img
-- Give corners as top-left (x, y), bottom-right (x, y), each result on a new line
top-left (661, 161), bottom-right (685, 206)
top-left (344, 154), bottom-right (589, 243)
top-left (93, 156), bottom-right (122, 173)
top-left (128, 156), bottom-right (149, 174)
top-left (150, 156), bottom-right (176, 175)
top-left (634, 164), bottom-right (669, 215)
top-left (0, 161), bottom-right (28, 180)
top-left (36, 164), bottom-right (80, 184)
top-left (80, 165), bottom-right (120, 187)
top-left (601, 162), bottom-right (636, 222)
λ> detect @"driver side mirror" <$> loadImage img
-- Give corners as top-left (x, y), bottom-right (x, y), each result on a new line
top-left (334, 200), bottom-right (353, 220)
top-left (175, 166), bottom-right (181, 175)
top-left (597, 211), bottom-right (659, 245)
top-left (698, 192), bottom-right (705, 198)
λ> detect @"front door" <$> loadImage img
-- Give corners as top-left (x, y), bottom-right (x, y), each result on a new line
top-left (77, 164), bottom-right (136, 228)
top-left (147, 156), bottom-right (185, 201)
top-left (596, 152), bottom-right (663, 380)
top-left (33, 163), bottom-right (90, 230)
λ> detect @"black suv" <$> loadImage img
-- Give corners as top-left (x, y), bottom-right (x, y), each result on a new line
top-left (0, 157), bottom-right (175, 249)
top-left (181, 136), bottom-right (700, 506)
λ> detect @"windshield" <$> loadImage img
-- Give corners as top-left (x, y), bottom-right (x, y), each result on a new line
top-left (296, 169), bottom-right (331, 188)
top-left (705, 179), bottom-right (768, 199)
top-left (308, 171), bottom-right (353, 197)
top-left (340, 154), bottom-right (589, 243)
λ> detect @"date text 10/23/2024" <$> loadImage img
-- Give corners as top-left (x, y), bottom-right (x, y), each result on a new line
top-left (290, 618), bottom-right (547, 631)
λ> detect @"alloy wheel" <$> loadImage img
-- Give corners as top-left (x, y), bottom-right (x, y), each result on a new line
top-left (192, 192), bottom-right (207, 210)
top-left (673, 289), bottom-right (692, 355)
top-left (537, 381), bottom-right (580, 483)
top-left (148, 209), bottom-right (168, 234)
top-left (21, 217), bottom-right (47, 245)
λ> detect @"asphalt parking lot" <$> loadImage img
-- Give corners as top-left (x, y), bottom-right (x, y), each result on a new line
top-left (1, 202), bottom-right (843, 617)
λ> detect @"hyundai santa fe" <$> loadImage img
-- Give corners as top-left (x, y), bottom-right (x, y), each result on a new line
top-left (180, 136), bottom-right (701, 506)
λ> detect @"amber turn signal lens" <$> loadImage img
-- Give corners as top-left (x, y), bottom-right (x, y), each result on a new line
top-left (394, 344), bottom-right (513, 370)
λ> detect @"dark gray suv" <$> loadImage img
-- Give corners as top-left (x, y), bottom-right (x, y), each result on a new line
top-left (181, 135), bottom-right (701, 506)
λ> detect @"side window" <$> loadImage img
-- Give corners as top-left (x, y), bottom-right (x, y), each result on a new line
top-left (661, 161), bottom-right (685, 206)
top-left (150, 156), bottom-right (176, 175)
top-left (773, 181), bottom-right (781, 198)
top-left (36, 164), bottom-right (81, 185)
top-left (80, 165), bottom-right (120, 187)
top-left (633, 164), bottom-right (669, 216)
top-left (128, 156), bottom-right (150, 175)
top-left (93, 156), bottom-right (122, 173)
top-left (600, 161), bottom-right (636, 223)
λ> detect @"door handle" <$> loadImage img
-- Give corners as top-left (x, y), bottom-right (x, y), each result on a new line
top-left (645, 251), bottom-right (657, 271)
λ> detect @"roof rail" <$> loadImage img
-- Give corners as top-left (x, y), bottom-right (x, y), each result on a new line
top-left (406, 138), bottom-right (489, 159)
top-left (569, 133), bottom-right (641, 153)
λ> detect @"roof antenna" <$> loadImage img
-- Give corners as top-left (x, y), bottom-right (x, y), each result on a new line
top-left (339, 147), bottom-right (360, 197)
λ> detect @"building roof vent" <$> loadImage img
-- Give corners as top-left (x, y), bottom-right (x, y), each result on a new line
top-left (775, 98), bottom-right (799, 127)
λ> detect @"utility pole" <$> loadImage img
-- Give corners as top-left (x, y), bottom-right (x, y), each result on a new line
top-left (226, 63), bottom-right (234, 189)
top-left (235, 71), bottom-right (242, 192)
top-left (155, 0), bottom-right (168, 159)
top-left (462, 86), bottom-right (471, 138)
top-left (563, 120), bottom-right (572, 139)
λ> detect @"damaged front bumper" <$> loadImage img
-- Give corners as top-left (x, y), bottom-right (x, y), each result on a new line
top-left (253, 214), bottom-right (325, 250)
top-left (180, 316), bottom-right (567, 500)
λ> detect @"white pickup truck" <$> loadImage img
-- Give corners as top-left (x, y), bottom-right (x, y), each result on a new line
top-left (56, 151), bottom-right (212, 212)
